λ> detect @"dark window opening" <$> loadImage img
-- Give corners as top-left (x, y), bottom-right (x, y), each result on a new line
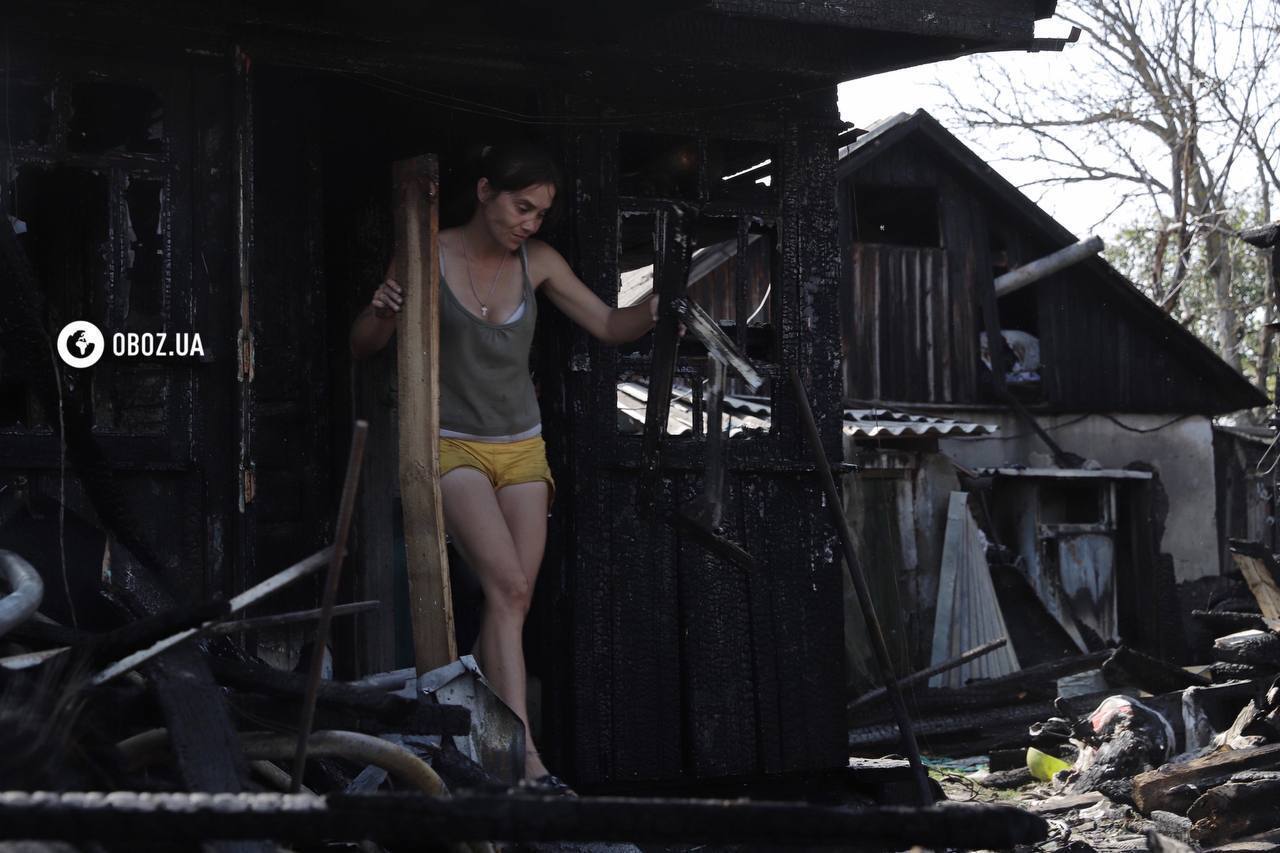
top-left (619, 132), bottom-right (699, 199)
top-left (994, 282), bottom-right (1043, 399)
top-left (616, 210), bottom-right (776, 436)
top-left (997, 286), bottom-right (1039, 337)
top-left (708, 138), bottom-right (773, 203)
top-left (124, 177), bottom-right (164, 328)
top-left (1041, 482), bottom-right (1106, 525)
top-left (69, 81), bottom-right (164, 154)
top-left (0, 81), bottom-right (54, 148)
top-left (0, 165), bottom-right (110, 428)
top-left (852, 184), bottom-right (940, 248)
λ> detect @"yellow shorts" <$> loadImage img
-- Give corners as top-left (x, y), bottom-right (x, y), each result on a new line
top-left (439, 435), bottom-right (555, 505)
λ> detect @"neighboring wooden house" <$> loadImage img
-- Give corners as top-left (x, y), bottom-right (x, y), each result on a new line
top-left (834, 111), bottom-right (1268, 677)
top-left (0, 6), bottom-right (1063, 787)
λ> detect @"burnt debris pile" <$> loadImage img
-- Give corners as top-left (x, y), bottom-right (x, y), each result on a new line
top-left (848, 537), bottom-right (1280, 850)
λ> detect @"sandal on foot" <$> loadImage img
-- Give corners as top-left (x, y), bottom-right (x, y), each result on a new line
top-left (520, 773), bottom-right (577, 797)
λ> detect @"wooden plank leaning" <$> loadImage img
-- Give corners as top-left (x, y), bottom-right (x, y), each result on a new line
top-left (393, 155), bottom-right (457, 674)
top-left (789, 366), bottom-right (932, 806)
top-left (1229, 547), bottom-right (1280, 621)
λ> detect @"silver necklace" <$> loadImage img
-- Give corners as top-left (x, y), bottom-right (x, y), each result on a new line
top-left (462, 237), bottom-right (509, 320)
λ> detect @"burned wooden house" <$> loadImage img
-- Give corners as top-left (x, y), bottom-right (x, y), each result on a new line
top-left (834, 110), bottom-right (1269, 687)
top-left (0, 2), bottom-right (1071, 809)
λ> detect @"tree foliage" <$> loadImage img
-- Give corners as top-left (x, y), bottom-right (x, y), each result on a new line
top-left (940, 0), bottom-right (1280, 394)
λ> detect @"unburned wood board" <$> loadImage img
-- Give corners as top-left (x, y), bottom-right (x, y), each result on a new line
top-left (393, 154), bottom-right (456, 674)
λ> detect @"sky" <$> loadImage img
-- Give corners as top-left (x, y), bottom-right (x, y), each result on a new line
top-left (836, 19), bottom-right (1118, 239)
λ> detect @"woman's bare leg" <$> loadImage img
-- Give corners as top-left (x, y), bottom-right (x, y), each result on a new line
top-left (439, 468), bottom-right (550, 779)
top-left (495, 480), bottom-right (550, 776)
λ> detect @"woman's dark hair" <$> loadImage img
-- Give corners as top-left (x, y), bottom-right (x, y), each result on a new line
top-left (478, 141), bottom-right (562, 196)
top-left (447, 140), bottom-right (563, 230)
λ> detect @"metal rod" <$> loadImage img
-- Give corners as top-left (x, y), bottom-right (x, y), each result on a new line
top-left (89, 547), bottom-right (333, 685)
top-left (210, 600), bottom-right (378, 635)
top-left (993, 236), bottom-right (1104, 297)
top-left (787, 366), bottom-right (932, 806)
top-left (290, 420), bottom-right (368, 792)
top-left (847, 637), bottom-right (1008, 711)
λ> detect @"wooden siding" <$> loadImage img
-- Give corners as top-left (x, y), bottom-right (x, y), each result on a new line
top-left (845, 242), bottom-right (976, 403)
top-left (1036, 272), bottom-right (1249, 413)
top-left (839, 114), bottom-right (1265, 414)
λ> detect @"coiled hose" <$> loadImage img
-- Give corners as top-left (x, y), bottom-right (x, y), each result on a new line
top-left (0, 549), bottom-right (44, 639)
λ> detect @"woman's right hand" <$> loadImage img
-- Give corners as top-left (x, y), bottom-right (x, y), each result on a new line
top-left (372, 279), bottom-right (403, 318)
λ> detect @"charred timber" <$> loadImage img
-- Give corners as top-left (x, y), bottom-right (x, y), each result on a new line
top-left (1133, 743), bottom-right (1280, 816)
top-left (1189, 780), bottom-right (1280, 846)
top-left (851, 651), bottom-right (1111, 719)
top-left (853, 687), bottom-right (1183, 755)
top-left (208, 658), bottom-right (470, 736)
top-left (1210, 661), bottom-right (1274, 682)
top-left (1215, 630), bottom-right (1280, 668)
top-left (1194, 610), bottom-right (1269, 633)
top-left (848, 637), bottom-right (1008, 712)
top-left (1102, 646), bottom-right (1210, 694)
top-left (0, 791), bottom-right (1049, 848)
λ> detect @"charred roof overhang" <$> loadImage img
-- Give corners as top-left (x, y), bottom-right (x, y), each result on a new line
top-left (9, 0), bottom-right (1056, 103)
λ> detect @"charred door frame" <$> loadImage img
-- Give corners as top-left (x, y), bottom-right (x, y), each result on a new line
top-left (553, 94), bottom-right (847, 786)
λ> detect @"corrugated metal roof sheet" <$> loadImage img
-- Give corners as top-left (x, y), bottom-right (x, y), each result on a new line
top-left (842, 408), bottom-right (997, 438)
top-left (619, 387), bottom-right (997, 438)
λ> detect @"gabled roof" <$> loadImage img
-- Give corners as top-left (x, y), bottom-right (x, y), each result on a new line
top-left (837, 109), bottom-right (1268, 412)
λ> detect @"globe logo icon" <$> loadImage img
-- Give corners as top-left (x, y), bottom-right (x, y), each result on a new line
top-left (56, 321), bottom-right (106, 368)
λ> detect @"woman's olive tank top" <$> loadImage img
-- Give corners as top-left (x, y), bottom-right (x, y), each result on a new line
top-left (437, 243), bottom-right (540, 441)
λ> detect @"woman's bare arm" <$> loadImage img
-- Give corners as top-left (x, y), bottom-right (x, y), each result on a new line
top-left (532, 241), bottom-right (657, 344)
top-left (349, 265), bottom-right (402, 359)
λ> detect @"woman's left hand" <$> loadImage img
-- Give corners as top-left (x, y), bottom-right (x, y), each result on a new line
top-left (647, 294), bottom-right (686, 336)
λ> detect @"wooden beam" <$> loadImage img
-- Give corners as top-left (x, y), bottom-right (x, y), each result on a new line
top-left (1231, 552), bottom-right (1280, 621)
top-left (393, 155), bottom-right (457, 674)
top-left (1133, 744), bottom-right (1280, 816)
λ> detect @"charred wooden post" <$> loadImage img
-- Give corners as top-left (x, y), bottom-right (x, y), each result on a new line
top-left (639, 204), bottom-right (697, 515)
top-left (790, 367), bottom-right (931, 805)
top-left (233, 44), bottom-right (258, 617)
top-left (291, 421), bottom-right (367, 791)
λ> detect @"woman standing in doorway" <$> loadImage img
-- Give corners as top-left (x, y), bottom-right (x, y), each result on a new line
top-left (350, 142), bottom-right (659, 790)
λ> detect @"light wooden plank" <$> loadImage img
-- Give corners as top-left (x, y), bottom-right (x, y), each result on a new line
top-left (1233, 553), bottom-right (1280, 621)
top-left (393, 154), bottom-right (457, 674)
